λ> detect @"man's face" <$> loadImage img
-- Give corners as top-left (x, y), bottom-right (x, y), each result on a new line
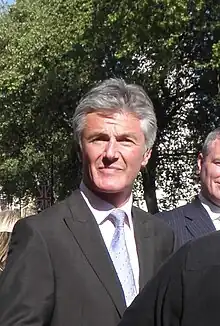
top-left (81, 111), bottom-right (151, 204)
top-left (198, 138), bottom-right (220, 206)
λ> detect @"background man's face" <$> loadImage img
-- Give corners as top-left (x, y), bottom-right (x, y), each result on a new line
top-left (81, 111), bottom-right (151, 201)
top-left (198, 138), bottom-right (220, 206)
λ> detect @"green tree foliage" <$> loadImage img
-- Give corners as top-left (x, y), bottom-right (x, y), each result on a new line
top-left (0, 0), bottom-right (219, 211)
top-left (0, 0), bottom-right (93, 203)
top-left (154, 1), bottom-right (220, 210)
top-left (77, 0), bottom-right (220, 211)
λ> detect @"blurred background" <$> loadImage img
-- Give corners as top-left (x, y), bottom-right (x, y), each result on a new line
top-left (0, 0), bottom-right (219, 215)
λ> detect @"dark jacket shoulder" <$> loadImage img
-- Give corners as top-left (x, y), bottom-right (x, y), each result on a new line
top-left (156, 202), bottom-right (192, 219)
top-left (185, 231), bottom-right (220, 270)
top-left (133, 205), bottom-right (174, 234)
top-left (155, 197), bottom-right (204, 221)
top-left (18, 189), bottom-right (82, 224)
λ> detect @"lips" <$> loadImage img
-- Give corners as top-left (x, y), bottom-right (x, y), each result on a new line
top-left (99, 167), bottom-right (123, 170)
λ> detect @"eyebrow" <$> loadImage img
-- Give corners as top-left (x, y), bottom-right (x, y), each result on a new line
top-left (87, 132), bottom-right (138, 140)
top-left (116, 133), bottom-right (138, 140)
top-left (86, 132), bottom-right (108, 139)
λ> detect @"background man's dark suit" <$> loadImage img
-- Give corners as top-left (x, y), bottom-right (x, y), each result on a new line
top-left (118, 230), bottom-right (220, 326)
top-left (0, 190), bottom-right (175, 326)
top-left (156, 196), bottom-right (215, 247)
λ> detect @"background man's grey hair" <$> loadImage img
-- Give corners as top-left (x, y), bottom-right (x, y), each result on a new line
top-left (202, 127), bottom-right (220, 157)
top-left (72, 78), bottom-right (157, 149)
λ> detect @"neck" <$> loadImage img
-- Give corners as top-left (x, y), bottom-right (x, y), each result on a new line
top-left (93, 191), bottom-right (131, 208)
top-left (83, 183), bottom-right (131, 207)
top-left (200, 191), bottom-right (220, 208)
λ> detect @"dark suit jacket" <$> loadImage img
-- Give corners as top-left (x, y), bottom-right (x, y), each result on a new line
top-left (118, 231), bottom-right (220, 326)
top-left (0, 190), bottom-right (175, 326)
top-left (156, 197), bottom-right (215, 247)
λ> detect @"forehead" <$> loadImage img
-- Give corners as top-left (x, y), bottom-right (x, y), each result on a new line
top-left (84, 111), bottom-right (141, 129)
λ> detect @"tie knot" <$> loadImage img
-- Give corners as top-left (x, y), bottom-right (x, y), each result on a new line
top-left (112, 209), bottom-right (126, 228)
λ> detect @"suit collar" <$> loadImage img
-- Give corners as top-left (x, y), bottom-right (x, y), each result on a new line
top-left (64, 190), bottom-right (126, 316)
top-left (184, 197), bottom-right (215, 237)
top-left (198, 192), bottom-right (220, 217)
top-left (132, 206), bottom-right (155, 290)
top-left (64, 190), bottom-right (156, 310)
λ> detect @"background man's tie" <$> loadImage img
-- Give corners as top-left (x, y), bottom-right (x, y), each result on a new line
top-left (109, 209), bottom-right (137, 306)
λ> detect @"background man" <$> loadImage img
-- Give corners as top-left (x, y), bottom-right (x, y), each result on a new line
top-left (118, 230), bottom-right (220, 326)
top-left (0, 78), bottom-right (175, 326)
top-left (157, 127), bottom-right (220, 247)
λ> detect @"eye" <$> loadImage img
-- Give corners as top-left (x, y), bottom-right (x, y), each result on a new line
top-left (118, 138), bottom-right (135, 145)
top-left (90, 135), bottom-right (109, 143)
top-left (121, 139), bottom-right (132, 143)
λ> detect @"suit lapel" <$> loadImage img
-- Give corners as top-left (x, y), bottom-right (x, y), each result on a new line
top-left (184, 197), bottom-right (216, 238)
top-left (64, 190), bottom-right (126, 316)
top-left (132, 206), bottom-right (155, 291)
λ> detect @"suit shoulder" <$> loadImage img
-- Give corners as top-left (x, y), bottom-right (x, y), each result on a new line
top-left (133, 206), bottom-right (173, 233)
top-left (156, 202), bottom-right (194, 220)
top-left (19, 194), bottom-right (73, 230)
top-left (186, 231), bottom-right (220, 270)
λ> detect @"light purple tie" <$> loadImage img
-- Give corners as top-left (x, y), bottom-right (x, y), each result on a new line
top-left (109, 209), bottom-right (137, 306)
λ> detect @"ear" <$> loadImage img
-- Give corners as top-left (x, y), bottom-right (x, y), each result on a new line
top-left (141, 149), bottom-right (152, 168)
top-left (74, 141), bottom-right (82, 163)
top-left (197, 152), bottom-right (203, 173)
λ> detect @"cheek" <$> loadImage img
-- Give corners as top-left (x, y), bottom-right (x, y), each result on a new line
top-left (82, 145), bottom-right (100, 162)
top-left (214, 166), bottom-right (220, 177)
top-left (125, 149), bottom-right (145, 168)
top-left (208, 166), bottom-right (220, 179)
top-left (203, 167), bottom-right (220, 189)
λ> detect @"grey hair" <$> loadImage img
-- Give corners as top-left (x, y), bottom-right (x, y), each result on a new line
top-left (202, 127), bottom-right (220, 157)
top-left (72, 78), bottom-right (157, 149)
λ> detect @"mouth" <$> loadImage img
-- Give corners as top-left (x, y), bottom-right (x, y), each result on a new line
top-left (99, 167), bottom-right (123, 171)
top-left (99, 166), bottom-right (123, 173)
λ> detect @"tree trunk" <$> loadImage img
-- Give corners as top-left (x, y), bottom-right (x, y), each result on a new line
top-left (141, 146), bottom-right (159, 214)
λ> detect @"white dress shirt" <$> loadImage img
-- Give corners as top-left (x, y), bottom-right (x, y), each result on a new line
top-left (199, 192), bottom-right (220, 230)
top-left (80, 182), bottom-right (140, 292)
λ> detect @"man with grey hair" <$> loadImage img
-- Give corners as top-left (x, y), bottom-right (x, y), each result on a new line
top-left (157, 127), bottom-right (220, 247)
top-left (0, 78), bottom-right (175, 326)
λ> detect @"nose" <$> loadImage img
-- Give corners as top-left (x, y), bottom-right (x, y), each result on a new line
top-left (104, 139), bottom-right (119, 161)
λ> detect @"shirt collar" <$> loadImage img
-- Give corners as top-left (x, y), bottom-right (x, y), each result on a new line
top-left (80, 182), bottom-right (133, 227)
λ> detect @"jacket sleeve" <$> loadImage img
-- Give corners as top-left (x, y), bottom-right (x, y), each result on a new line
top-left (0, 218), bottom-right (54, 326)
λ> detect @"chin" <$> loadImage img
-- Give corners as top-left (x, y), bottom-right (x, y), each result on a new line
top-left (95, 185), bottom-right (124, 194)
